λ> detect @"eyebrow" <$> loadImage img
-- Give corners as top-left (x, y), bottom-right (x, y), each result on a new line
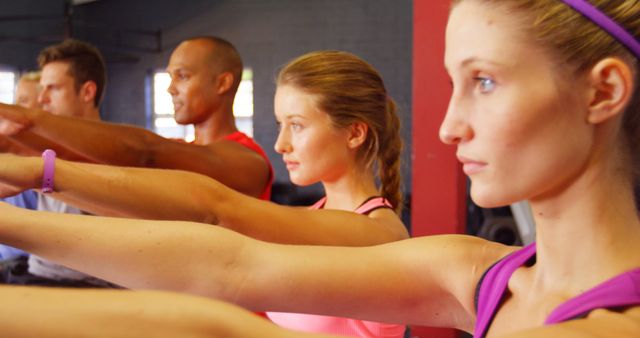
top-left (283, 113), bottom-right (306, 119)
top-left (166, 66), bottom-right (191, 73)
top-left (445, 56), bottom-right (510, 74)
top-left (459, 56), bottom-right (507, 68)
top-left (275, 113), bottom-right (306, 122)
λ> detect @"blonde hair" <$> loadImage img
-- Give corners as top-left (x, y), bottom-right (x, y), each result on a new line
top-left (20, 71), bottom-right (41, 82)
top-left (277, 51), bottom-right (404, 214)
top-left (452, 0), bottom-right (640, 184)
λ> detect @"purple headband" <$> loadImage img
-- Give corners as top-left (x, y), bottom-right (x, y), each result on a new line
top-left (560, 0), bottom-right (640, 59)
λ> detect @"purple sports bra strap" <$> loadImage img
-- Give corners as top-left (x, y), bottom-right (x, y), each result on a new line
top-left (545, 268), bottom-right (640, 324)
top-left (474, 243), bottom-right (537, 338)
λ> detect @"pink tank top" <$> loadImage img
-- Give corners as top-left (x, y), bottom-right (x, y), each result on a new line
top-left (267, 196), bottom-right (405, 337)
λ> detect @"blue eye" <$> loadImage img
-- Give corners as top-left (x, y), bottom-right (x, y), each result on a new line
top-left (475, 77), bottom-right (495, 93)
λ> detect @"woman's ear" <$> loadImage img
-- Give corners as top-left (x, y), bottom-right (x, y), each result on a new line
top-left (586, 57), bottom-right (634, 124)
top-left (347, 121), bottom-right (369, 149)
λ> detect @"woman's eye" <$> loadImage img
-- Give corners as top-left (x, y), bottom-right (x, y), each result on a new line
top-left (291, 123), bottom-right (303, 131)
top-left (475, 77), bottom-right (495, 93)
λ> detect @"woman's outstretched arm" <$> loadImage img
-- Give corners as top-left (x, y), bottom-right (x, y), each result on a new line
top-left (0, 286), bottom-right (329, 338)
top-left (0, 153), bottom-right (408, 245)
top-left (0, 202), bottom-right (510, 330)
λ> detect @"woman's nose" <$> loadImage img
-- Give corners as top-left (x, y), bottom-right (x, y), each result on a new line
top-left (274, 128), bottom-right (292, 154)
top-left (439, 98), bottom-right (473, 145)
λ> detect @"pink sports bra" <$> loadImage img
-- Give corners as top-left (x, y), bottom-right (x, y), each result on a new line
top-left (267, 196), bottom-right (405, 338)
top-left (309, 196), bottom-right (393, 215)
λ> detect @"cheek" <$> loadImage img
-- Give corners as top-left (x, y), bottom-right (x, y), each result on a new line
top-left (188, 86), bottom-right (213, 109)
top-left (50, 93), bottom-right (65, 107)
top-left (181, 84), bottom-right (195, 103)
top-left (291, 132), bottom-right (314, 158)
top-left (294, 133), bottom-right (327, 169)
top-left (473, 114), bottom-right (590, 206)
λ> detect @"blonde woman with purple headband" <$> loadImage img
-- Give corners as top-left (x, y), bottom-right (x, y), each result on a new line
top-left (0, 1), bottom-right (638, 337)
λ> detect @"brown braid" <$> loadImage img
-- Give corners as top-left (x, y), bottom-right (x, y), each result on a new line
top-left (378, 98), bottom-right (404, 214)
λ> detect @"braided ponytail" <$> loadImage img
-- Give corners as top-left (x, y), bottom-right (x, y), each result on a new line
top-left (378, 98), bottom-right (403, 214)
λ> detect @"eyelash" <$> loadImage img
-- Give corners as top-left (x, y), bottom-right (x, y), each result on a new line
top-left (275, 122), bottom-right (303, 131)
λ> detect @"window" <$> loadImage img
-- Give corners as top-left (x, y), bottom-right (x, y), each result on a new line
top-left (233, 69), bottom-right (254, 137)
top-left (151, 68), bottom-right (254, 142)
top-left (0, 68), bottom-right (17, 104)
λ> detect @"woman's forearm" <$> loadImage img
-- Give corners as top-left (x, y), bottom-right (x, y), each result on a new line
top-left (0, 286), bottom-right (304, 338)
top-left (0, 203), bottom-right (249, 298)
top-left (0, 152), bottom-right (407, 247)
top-left (54, 159), bottom-right (229, 222)
top-left (0, 152), bottom-right (228, 222)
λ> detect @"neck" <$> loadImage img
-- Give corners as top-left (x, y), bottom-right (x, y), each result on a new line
top-left (321, 165), bottom-right (379, 212)
top-left (528, 164), bottom-right (640, 293)
top-left (193, 101), bottom-right (237, 145)
top-left (77, 106), bottom-right (101, 121)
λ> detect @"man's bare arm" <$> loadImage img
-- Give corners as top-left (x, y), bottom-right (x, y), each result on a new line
top-left (0, 103), bottom-right (269, 197)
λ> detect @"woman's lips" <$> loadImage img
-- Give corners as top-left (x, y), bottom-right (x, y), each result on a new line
top-left (284, 160), bottom-right (299, 171)
top-left (457, 155), bottom-right (487, 175)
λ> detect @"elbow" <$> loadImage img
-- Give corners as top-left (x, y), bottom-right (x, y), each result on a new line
top-left (374, 228), bottom-right (409, 245)
top-left (395, 225), bottom-right (411, 240)
top-left (137, 147), bottom-right (157, 168)
top-left (370, 222), bottom-right (410, 245)
top-left (130, 131), bottom-right (160, 167)
top-left (193, 188), bottom-right (227, 225)
top-left (198, 210), bottom-right (220, 225)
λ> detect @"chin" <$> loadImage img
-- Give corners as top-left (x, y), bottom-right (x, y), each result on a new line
top-left (470, 189), bottom-right (514, 209)
top-left (173, 114), bottom-right (188, 125)
top-left (288, 175), bottom-right (316, 187)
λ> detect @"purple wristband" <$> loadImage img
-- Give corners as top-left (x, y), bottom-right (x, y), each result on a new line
top-left (41, 149), bottom-right (56, 193)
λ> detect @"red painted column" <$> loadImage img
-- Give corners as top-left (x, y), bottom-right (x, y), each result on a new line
top-left (411, 1), bottom-right (467, 337)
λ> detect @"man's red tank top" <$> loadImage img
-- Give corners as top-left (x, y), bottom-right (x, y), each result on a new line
top-left (223, 131), bottom-right (273, 200)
